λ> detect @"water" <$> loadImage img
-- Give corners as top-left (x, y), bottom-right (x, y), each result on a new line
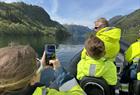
top-left (0, 35), bottom-right (84, 71)
top-left (0, 35), bottom-right (84, 58)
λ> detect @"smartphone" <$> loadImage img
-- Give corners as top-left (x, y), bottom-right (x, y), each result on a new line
top-left (45, 44), bottom-right (56, 65)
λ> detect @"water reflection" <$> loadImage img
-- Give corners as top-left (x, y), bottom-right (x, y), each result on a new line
top-left (0, 35), bottom-right (85, 58)
top-left (0, 35), bottom-right (56, 57)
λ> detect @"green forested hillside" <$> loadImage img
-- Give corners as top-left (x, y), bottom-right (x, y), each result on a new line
top-left (109, 9), bottom-right (140, 43)
top-left (0, 2), bottom-right (69, 40)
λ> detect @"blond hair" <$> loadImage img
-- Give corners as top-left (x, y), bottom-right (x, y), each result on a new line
top-left (96, 18), bottom-right (109, 27)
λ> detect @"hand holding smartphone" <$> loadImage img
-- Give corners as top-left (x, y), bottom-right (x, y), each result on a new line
top-left (45, 44), bottom-right (56, 66)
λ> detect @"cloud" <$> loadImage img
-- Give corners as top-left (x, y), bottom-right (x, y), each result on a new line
top-left (51, 0), bottom-right (58, 14)
top-left (50, 0), bottom-right (125, 28)
top-left (34, 0), bottom-right (59, 14)
top-left (34, 0), bottom-right (44, 6)
top-left (0, 0), bottom-right (23, 3)
top-left (49, 0), bottom-right (92, 28)
top-left (51, 13), bottom-right (93, 28)
top-left (51, 15), bottom-right (92, 28)
top-left (89, 0), bottom-right (124, 19)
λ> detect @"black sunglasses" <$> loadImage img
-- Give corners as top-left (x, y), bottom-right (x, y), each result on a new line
top-left (94, 27), bottom-right (99, 29)
top-left (94, 24), bottom-right (105, 30)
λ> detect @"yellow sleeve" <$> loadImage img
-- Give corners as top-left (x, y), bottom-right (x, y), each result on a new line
top-left (33, 78), bottom-right (86, 95)
top-left (47, 85), bottom-right (85, 95)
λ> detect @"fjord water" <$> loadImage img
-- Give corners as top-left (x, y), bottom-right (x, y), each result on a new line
top-left (0, 35), bottom-right (84, 67)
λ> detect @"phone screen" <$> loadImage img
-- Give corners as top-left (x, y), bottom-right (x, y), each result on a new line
top-left (45, 44), bottom-right (56, 65)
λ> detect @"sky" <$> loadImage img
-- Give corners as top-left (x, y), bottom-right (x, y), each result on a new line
top-left (0, 0), bottom-right (140, 28)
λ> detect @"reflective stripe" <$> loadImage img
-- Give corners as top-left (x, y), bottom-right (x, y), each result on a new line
top-left (133, 57), bottom-right (140, 63)
top-left (89, 64), bottom-right (96, 76)
top-left (137, 72), bottom-right (140, 80)
top-left (120, 83), bottom-right (129, 92)
top-left (85, 82), bottom-right (105, 94)
top-left (59, 78), bottom-right (78, 91)
top-left (42, 87), bottom-right (47, 95)
top-left (115, 89), bottom-right (119, 94)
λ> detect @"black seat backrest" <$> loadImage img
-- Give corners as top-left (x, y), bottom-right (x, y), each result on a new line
top-left (80, 76), bottom-right (111, 95)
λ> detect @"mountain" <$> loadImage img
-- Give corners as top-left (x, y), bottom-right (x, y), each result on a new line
top-left (63, 24), bottom-right (92, 37)
top-left (0, 2), bottom-right (70, 40)
top-left (63, 24), bottom-right (92, 44)
top-left (109, 15), bottom-right (123, 26)
top-left (109, 9), bottom-right (140, 43)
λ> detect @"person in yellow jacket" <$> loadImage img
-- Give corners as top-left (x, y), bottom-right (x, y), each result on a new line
top-left (0, 45), bottom-right (86, 95)
top-left (77, 35), bottom-right (117, 94)
top-left (125, 38), bottom-right (140, 80)
top-left (125, 39), bottom-right (140, 63)
top-left (94, 18), bottom-right (121, 61)
top-left (119, 36), bottom-right (140, 95)
top-left (76, 18), bottom-right (120, 94)
top-left (123, 37), bottom-right (140, 95)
